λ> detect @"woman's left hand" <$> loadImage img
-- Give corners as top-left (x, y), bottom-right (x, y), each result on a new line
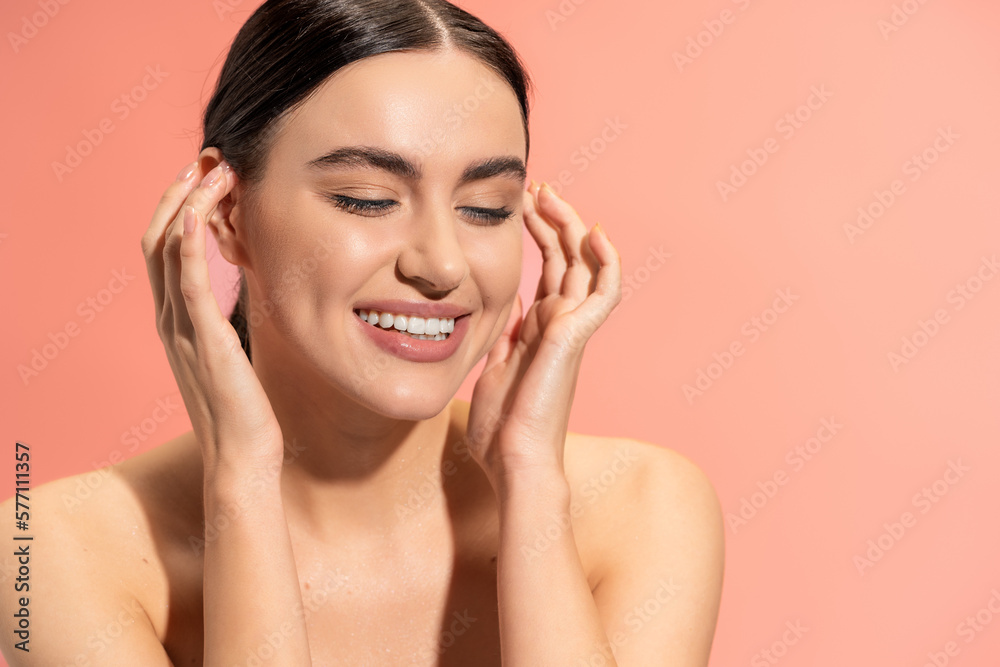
top-left (466, 181), bottom-right (622, 493)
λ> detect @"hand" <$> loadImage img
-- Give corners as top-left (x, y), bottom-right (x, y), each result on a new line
top-left (466, 181), bottom-right (622, 491)
top-left (140, 155), bottom-right (284, 473)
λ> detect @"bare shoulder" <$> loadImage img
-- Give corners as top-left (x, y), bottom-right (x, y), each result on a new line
top-left (564, 431), bottom-right (724, 523)
top-left (0, 437), bottom-right (194, 665)
top-left (564, 432), bottom-right (725, 578)
top-left (564, 432), bottom-right (725, 664)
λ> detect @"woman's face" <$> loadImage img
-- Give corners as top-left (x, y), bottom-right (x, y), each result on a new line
top-left (229, 49), bottom-right (526, 420)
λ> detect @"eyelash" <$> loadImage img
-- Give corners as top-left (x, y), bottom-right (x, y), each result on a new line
top-left (327, 195), bottom-right (514, 225)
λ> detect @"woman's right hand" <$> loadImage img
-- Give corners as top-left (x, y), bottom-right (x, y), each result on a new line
top-left (140, 156), bottom-right (284, 474)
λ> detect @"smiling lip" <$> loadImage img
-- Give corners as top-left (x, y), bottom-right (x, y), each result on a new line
top-left (353, 300), bottom-right (470, 319)
top-left (353, 310), bottom-right (469, 362)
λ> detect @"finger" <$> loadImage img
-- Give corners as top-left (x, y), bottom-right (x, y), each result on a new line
top-left (535, 183), bottom-right (599, 304)
top-left (177, 204), bottom-right (232, 349)
top-left (162, 162), bottom-right (234, 341)
top-left (522, 183), bottom-right (566, 302)
top-left (483, 292), bottom-right (523, 375)
top-left (141, 161), bottom-right (202, 319)
top-left (568, 223), bottom-right (623, 344)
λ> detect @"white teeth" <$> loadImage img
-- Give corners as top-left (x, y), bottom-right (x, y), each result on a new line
top-left (355, 309), bottom-right (456, 340)
top-left (407, 317), bottom-right (425, 335)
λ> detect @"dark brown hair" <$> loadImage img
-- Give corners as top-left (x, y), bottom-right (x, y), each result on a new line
top-left (200, 0), bottom-right (532, 363)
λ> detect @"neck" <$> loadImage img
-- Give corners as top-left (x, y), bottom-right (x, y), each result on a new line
top-left (249, 333), bottom-right (463, 540)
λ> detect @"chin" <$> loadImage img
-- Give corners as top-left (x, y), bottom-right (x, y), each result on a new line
top-left (357, 381), bottom-right (456, 422)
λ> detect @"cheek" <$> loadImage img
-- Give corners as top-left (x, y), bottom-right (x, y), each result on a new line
top-left (468, 227), bottom-right (523, 308)
top-left (246, 193), bottom-right (380, 304)
top-left (282, 240), bottom-right (376, 310)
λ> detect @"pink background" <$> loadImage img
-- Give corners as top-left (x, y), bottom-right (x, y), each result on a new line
top-left (3, 0), bottom-right (1000, 664)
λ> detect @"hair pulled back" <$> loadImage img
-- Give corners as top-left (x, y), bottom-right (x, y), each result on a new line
top-left (200, 0), bottom-right (532, 362)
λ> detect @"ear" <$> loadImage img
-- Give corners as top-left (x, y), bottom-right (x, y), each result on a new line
top-left (197, 146), bottom-right (252, 269)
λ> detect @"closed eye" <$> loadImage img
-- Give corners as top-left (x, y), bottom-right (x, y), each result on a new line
top-left (328, 195), bottom-right (396, 215)
top-left (326, 195), bottom-right (514, 225)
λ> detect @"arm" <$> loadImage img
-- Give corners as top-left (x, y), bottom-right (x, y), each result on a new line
top-left (494, 441), bottom-right (724, 667)
top-left (494, 468), bottom-right (615, 665)
top-left (142, 155), bottom-right (312, 664)
top-left (202, 461), bottom-right (312, 667)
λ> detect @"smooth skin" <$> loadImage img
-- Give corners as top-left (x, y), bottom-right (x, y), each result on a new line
top-left (0, 49), bottom-right (724, 666)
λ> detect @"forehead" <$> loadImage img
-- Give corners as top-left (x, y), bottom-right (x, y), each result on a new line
top-left (269, 49), bottom-right (526, 169)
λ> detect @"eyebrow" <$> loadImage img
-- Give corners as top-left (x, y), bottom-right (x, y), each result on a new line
top-left (305, 145), bottom-right (526, 185)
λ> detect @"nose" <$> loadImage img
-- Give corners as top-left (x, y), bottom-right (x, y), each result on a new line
top-left (395, 201), bottom-right (469, 292)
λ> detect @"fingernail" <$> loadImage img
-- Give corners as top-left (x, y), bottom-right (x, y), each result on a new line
top-left (540, 181), bottom-right (555, 197)
top-left (175, 161), bottom-right (197, 182)
top-left (183, 206), bottom-right (196, 235)
top-left (595, 222), bottom-right (608, 242)
top-left (200, 165), bottom-right (223, 188)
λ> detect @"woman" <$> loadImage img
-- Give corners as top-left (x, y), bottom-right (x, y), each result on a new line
top-left (0, 0), bottom-right (724, 664)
